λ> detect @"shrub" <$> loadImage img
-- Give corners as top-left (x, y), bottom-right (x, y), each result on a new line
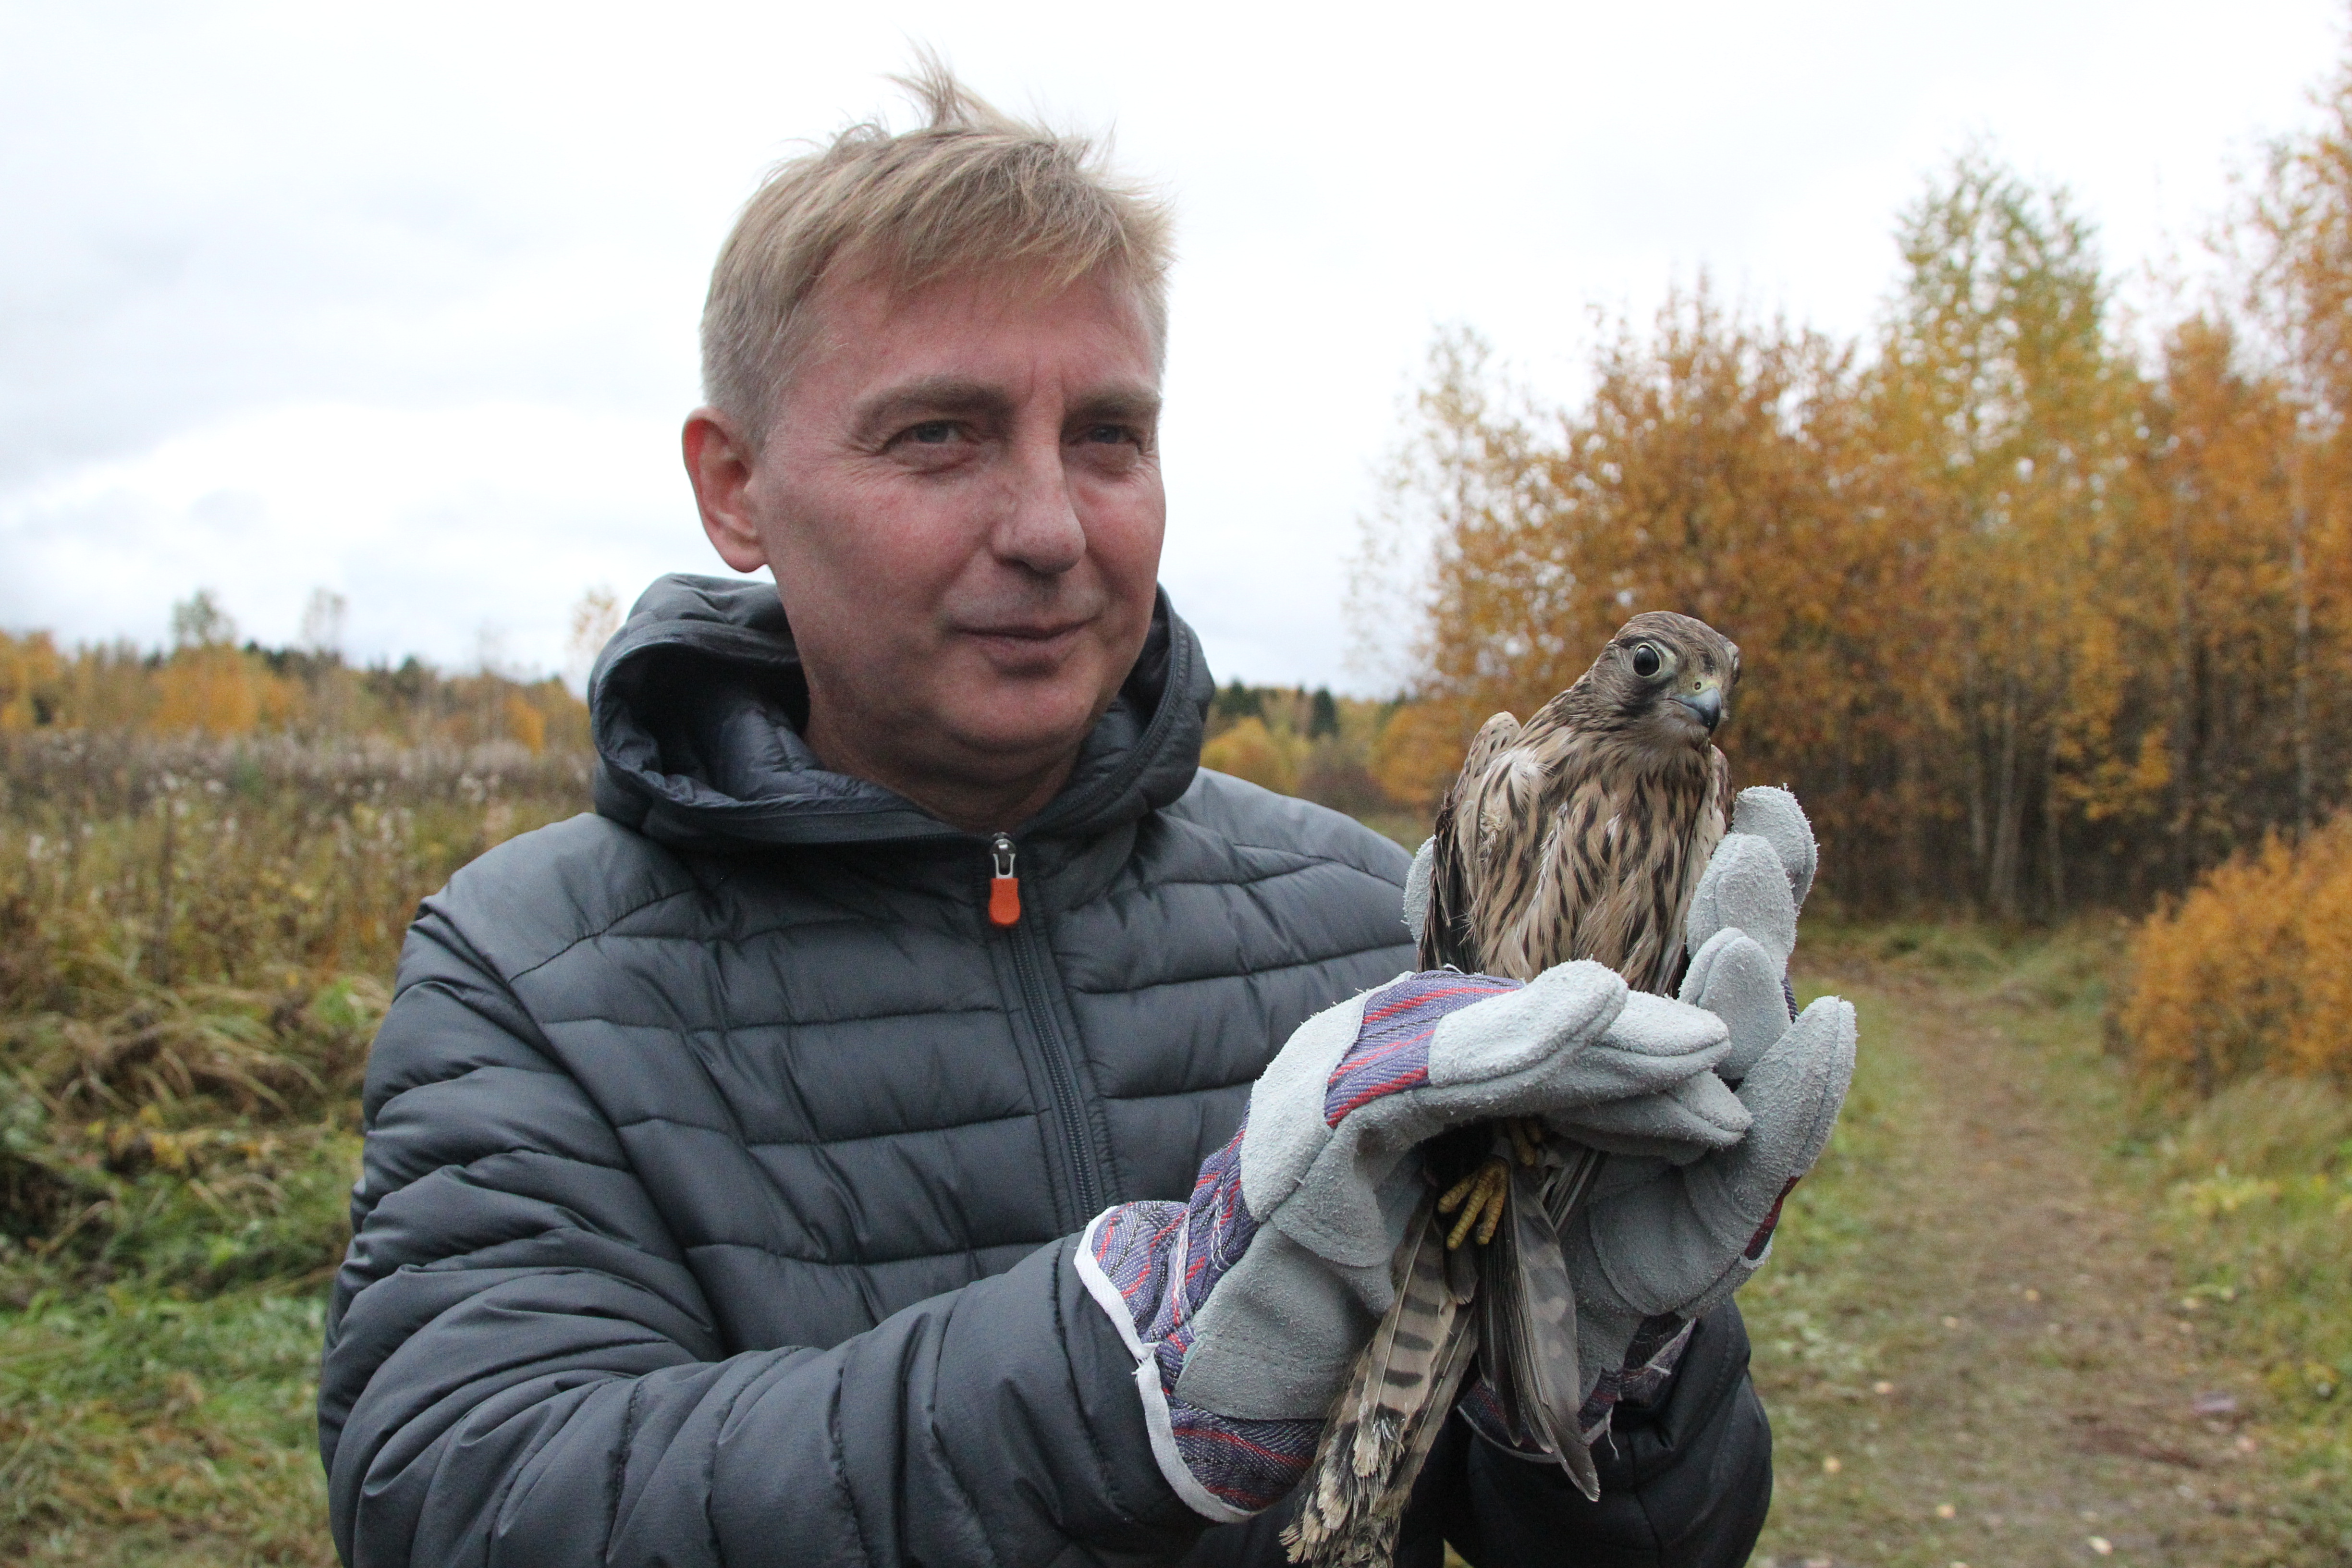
top-left (1200, 717), bottom-right (1303, 796)
top-left (2120, 816), bottom-right (2352, 1095)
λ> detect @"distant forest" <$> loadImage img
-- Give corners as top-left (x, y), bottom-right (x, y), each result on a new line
top-left (0, 590), bottom-right (591, 756)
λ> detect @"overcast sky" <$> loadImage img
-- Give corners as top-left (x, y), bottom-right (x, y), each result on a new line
top-left (0, 0), bottom-right (2341, 691)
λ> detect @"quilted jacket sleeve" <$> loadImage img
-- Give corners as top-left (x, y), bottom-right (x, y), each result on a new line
top-left (318, 897), bottom-right (1204, 1568)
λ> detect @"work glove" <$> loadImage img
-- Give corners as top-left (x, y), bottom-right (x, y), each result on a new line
top-left (1079, 961), bottom-right (1746, 1519)
top-left (1442, 787), bottom-right (1857, 1456)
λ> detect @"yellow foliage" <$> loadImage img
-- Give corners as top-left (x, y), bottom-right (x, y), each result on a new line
top-left (2294, 856), bottom-right (2352, 1075)
top-left (0, 630), bottom-right (63, 730)
top-left (1371, 701), bottom-right (1478, 814)
top-left (2121, 817), bottom-right (2352, 1093)
top-left (1200, 717), bottom-right (1303, 796)
top-left (150, 647), bottom-right (294, 735)
top-left (1376, 117), bottom-right (2352, 917)
top-left (0, 632), bottom-right (591, 749)
top-left (502, 691), bottom-right (547, 755)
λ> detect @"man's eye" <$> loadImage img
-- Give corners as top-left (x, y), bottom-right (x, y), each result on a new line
top-left (1082, 424), bottom-right (1139, 446)
top-left (905, 420), bottom-right (958, 445)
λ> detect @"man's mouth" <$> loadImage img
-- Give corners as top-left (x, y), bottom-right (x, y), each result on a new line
top-left (957, 619), bottom-right (1093, 665)
top-left (962, 619), bottom-right (1089, 643)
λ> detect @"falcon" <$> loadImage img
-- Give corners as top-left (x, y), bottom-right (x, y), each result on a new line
top-left (1286, 611), bottom-right (1741, 1566)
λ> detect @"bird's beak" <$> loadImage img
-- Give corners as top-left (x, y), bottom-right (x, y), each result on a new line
top-left (1671, 685), bottom-right (1724, 732)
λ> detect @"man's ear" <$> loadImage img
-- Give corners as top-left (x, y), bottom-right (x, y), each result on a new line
top-left (683, 408), bottom-right (770, 574)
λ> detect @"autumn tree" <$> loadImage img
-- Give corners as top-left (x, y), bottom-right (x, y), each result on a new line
top-left (1370, 107), bottom-right (2352, 917)
top-left (170, 589), bottom-right (237, 650)
top-left (1374, 291), bottom-right (1925, 903)
top-left (2235, 44), bottom-right (2352, 840)
top-left (565, 586), bottom-right (625, 696)
top-left (1872, 151), bottom-right (2141, 916)
top-left (2132, 316), bottom-right (2305, 884)
top-left (0, 632), bottom-right (64, 730)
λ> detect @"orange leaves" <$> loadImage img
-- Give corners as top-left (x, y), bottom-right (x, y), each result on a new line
top-left (1369, 700), bottom-right (1483, 817)
top-left (2291, 852), bottom-right (2352, 1078)
top-left (2120, 820), bottom-right (2352, 1092)
top-left (0, 631), bottom-right (64, 731)
top-left (1198, 717), bottom-right (1302, 796)
top-left (500, 691), bottom-right (548, 757)
top-left (1383, 285), bottom-right (1929, 906)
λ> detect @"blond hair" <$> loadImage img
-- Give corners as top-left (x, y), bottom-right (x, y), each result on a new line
top-left (701, 56), bottom-right (1174, 440)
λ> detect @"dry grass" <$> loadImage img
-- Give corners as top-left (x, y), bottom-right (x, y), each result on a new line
top-left (0, 730), bottom-right (588, 1009)
top-left (2150, 1074), bottom-right (2352, 1528)
top-left (0, 731), bottom-right (591, 1562)
top-left (2107, 817), bottom-right (2352, 1545)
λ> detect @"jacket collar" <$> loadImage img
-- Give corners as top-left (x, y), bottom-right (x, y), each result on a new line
top-left (588, 573), bottom-right (1212, 852)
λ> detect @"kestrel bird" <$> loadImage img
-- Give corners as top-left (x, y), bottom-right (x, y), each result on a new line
top-left (1287, 612), bottom-right (1741, 1567)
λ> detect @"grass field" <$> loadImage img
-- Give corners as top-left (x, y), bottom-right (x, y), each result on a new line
top-left (0, 733), bottom-right (582, 1566)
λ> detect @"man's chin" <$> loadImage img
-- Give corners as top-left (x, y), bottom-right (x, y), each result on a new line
top-left (938, 681), bottom-right (1118, 773)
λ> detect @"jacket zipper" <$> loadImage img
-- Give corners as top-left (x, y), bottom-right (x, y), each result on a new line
top-left (990, 833), bottom-right (1107, 1219)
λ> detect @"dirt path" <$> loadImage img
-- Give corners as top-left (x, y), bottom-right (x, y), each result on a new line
top-left (1743, 946), bottom-right (2311, 1568)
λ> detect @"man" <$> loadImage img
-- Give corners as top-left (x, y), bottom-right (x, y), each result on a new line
top-left (318, 66), bottom-right (1829, 1566)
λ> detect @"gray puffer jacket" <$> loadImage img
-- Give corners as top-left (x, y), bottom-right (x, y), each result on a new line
top-left (319, 574), bottom-right (1770, 1568)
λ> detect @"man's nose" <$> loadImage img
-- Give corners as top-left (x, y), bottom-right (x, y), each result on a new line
top-left (991, 433), bottom-right (1087, 576)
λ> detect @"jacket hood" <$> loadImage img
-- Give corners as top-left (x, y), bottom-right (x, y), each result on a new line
top-left (588, 573), bottom-right (1213, 851)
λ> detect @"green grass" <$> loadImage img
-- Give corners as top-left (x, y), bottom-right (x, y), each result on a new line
top-left (0, 1118), bottom-right (355, 1564)
top-left (0, 1286), bottom-right (335, 1565)
top-left (1353, 809), bottom-right (1431, 851)
top-left (2140, 1075), bottom-right (2352, 1549)
top-left (0, 736), bottom-right (576, 1564)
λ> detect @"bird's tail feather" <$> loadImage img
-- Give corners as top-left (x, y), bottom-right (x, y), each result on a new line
top-left (1471, 1146), bottom-right (1604, 1500)
top-left (1494, 1161), bottom-right (1599, 1500)
top-left (1537, 1140), bottom-right (1607, 1231)
top-left (1286, 1197), bottom-right (1476, 1566)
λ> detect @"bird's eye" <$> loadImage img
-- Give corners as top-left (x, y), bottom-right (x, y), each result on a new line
top-left (1631, 643), bottom-right (1662, 678)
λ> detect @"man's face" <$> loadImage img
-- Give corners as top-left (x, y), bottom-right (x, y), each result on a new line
top-left (693, 263), bottom-right (1166, 819)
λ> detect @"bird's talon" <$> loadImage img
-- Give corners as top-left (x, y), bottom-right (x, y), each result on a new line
top-left (1441, 1157), bottom-right (1510, 1249)
top-left (1507, 1117), bottom-right (1544, 1167)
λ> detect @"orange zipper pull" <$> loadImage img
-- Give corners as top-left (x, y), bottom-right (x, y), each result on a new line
top-left (988, 833), bottom-right (1021, 927)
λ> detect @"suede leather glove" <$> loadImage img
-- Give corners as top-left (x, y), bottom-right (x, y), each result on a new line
top-left (1078, 963), bottom-right (1747, 1519)
top-left (1561, 787), bottom-right (1853, 1447)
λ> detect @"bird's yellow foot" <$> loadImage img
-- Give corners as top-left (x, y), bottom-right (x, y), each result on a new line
top-left (1438, 1157), bottom-right (1510, 1249)
top-left (1506, 1116), bottom-right (1545, 1168)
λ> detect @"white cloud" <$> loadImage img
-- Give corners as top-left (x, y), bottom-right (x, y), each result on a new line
top-left (0, 0), bottom-right (2340, 687)
top-left (0, 402), bottom-right (701, 673)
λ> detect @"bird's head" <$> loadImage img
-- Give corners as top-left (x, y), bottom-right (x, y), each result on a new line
top-left (1589, 611), bottom-right (1741, 750)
